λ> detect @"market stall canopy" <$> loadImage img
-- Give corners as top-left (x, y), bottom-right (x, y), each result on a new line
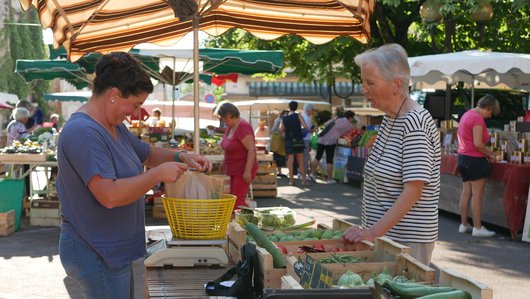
top-left (408, 50), bottom-right (530, 105)
top-left (0, 102), bottom-right (14, 110)
top-left (44, 91), bottom-right (92, 102)
top-left (233, 98), bottom-right (331, 113)
top-left (15, 59), bottom-right (90, 89)
top-left (21, 0), bottom-right (375, 62)
top-left (0, 92), bottom-right (19, 105)
top-left (137, 47), bottom-right (284, 84)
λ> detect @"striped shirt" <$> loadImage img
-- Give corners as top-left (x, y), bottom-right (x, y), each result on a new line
top-left (362, 108), bottom-right (440, 243)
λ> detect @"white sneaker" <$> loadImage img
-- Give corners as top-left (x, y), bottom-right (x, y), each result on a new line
top-left (309, 174), bottom-right (317, 182)
top-left (458, 224), bottom-right (472, 233)
top-left (326, 179), bottom-right (336, 184)
top-left (472, 226), bottom-right (496, 237)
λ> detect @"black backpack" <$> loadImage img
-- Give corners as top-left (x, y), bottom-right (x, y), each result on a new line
top-left (205, 242), bottom-right (263, 298)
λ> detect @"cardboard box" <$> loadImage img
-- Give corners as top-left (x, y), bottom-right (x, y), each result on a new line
top-left (0, 209), bottom-right (15, 236)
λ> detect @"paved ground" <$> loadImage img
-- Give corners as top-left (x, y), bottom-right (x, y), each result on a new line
top-left (1, 175), bottom-right (529, 298)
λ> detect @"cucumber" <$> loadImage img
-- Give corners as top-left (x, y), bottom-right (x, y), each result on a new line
top-left (384, 281), bottom-right (457, 298)
top-left (416, 289), bottom-right (472, 299)
top-left (246, 222), bottom-right (286, 268)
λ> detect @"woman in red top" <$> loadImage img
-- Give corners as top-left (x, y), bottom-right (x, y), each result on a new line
top-left (456, 94), bottom-right (500, 237)
top-left (214, 102), bottom-right (259, 209)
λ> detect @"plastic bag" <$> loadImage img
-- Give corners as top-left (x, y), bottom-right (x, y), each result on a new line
top-left (165, 172), bottom-right (225, 199)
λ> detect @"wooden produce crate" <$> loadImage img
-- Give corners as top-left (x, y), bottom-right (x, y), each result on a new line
top-left (257, 239), bottom-right (375, 290)
top-left (287, 253), bottom-right (434, 290)
top-left (439, 268), bottom-right (493, 299)
top-left (281, 275), bottom-right (304, 290)
top-left (253, 162), bottom-right (277, 198)
top-left (0, 209), bottom-right (15, 236)
top-left (226, 221), bottom-right (247, 263)
top-left (30, 207), bottom-right (61, 227)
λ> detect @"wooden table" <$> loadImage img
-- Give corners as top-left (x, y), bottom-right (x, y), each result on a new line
top-left (0, 154), bottom-right (57, 198)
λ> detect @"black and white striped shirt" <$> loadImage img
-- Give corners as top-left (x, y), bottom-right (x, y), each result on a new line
top-left (362, 108), bottom-right (440, 243)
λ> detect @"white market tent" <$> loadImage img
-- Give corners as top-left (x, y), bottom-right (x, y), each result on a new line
top-left (408, 50), bottom-right (530, 107)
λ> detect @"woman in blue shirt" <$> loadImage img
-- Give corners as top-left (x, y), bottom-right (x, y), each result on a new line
top-left (56, 52), bottom-right (211, 299)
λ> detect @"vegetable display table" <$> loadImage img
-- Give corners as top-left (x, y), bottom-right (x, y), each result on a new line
top-left (440, 155), bottom-right (530, 239)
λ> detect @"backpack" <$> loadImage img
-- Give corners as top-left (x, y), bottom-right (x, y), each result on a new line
top-left (205, 242), bottom-right (263, 298)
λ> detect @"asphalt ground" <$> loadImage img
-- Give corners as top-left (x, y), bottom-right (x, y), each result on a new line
top-left (1, 175), bottom-right (529, 298)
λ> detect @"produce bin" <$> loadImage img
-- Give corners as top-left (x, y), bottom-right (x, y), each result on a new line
top-left (0, 179), bottom-right (25, 231)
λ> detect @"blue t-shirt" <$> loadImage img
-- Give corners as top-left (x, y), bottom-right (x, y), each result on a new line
top-left (56, 112), bottom-right (150, 268)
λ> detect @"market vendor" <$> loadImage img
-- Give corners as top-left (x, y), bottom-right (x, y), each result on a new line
top-left (6, 107), bottom-right (30, 145)
top-left (56, 52), bottom-right (212, 298)
top-left (343, 44), bottom-right (440, 266)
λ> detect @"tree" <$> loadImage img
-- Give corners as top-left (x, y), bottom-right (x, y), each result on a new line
top-left (0, 4), bottom-right (49, 109)
top-left (204, 0), bottom-right (530, 83)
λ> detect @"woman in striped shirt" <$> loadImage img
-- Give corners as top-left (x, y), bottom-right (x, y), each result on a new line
top-left (343, 44), bottom-right (441, 266)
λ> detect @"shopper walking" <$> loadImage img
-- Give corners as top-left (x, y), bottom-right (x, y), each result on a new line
top-left (271, 110), bottom-right (288, 177)
top-left (309, 110), bottom-right (355, 184)
top-left (343, 44), bottom-right (441, 266)
top-left (456, 94), bottom-right (500, 237)
top-left (280, 101), bottom-right (308, 186)
top-left (301, 104), bottom-right (315, 182)
top-left (214, 101), bottom-right (259, 209)
top-left (56, 52), bottom-right (212, 299)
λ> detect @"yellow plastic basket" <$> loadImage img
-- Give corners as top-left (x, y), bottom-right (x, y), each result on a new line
top-left (162, 194), bottom-right (236, 240)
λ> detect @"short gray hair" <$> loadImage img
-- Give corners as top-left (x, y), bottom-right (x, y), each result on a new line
top-left (304, 103), bottom-right (314, 113)
top-left (477, 94), bottom-right (500, 116)
top-left (213, 101), bottom-right (240, 118)
top-left (12, 107), bottom-right (30, 121)
top-left (354, 43), bottom-right (410, 96)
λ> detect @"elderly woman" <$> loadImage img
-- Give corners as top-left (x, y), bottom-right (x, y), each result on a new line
top-left (6, 107), bottom-right (30, 145)
top-left (57, 52), bottom-right (211, 298)
top-left (343, 44), bottom-right (441, 266)
top-left (457, 95), bottom-right (500, 237)
top-left (214, 101), bottom-right (259, 209)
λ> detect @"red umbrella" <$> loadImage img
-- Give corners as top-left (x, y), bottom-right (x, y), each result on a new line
top-left (0, 102), bottom-right (14, 110)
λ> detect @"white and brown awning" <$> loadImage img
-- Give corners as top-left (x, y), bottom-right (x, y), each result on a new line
top-left (19, 0), bottom-right (375, 61)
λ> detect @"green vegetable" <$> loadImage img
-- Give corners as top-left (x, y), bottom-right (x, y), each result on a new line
top-left (416, 289), bottom-right (472, 299)
top-left (384, 281), bottom-right (457, 299)
top-left (337, 270), bottom-right (365, 288)
top-left (246, 223), bottom-right (286, 268)
top-left (375, 267), bottom-right (393, 285)
top-left (318, 253), bottom-right (366, 264)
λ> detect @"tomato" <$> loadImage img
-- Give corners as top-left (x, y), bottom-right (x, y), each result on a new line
top-left (313, 243), bottom-right (325, 252)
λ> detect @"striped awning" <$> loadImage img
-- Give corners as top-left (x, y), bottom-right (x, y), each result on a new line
top-left (19, 0), bottom-right (375, 61)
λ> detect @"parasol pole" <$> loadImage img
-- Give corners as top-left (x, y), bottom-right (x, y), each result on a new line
top-left (193, 15), bottom-right (200, 154)
top-left (171, 57), bottom-right (177, 144)
top-left (471, 75), bottom-right (476, 108)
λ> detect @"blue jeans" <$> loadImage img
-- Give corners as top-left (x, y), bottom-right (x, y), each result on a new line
top-left (59, 232), bottom-right (134, 299)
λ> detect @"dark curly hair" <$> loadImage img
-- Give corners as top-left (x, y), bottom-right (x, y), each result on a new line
top-left (92, 52), bottom-right (153, 97)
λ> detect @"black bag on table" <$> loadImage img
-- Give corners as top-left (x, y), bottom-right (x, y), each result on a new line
top-left (205, 242), bottom-right (263, 298)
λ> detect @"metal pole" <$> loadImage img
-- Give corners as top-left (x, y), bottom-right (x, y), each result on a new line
top-left (193, 15), bottom-right (200, 154)
top-left (471, 75), bottom-right (476, 108)
top-left (170, 57), bottom-right (177, 144)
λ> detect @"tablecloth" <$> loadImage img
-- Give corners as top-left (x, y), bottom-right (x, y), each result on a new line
top-left (441, 155), bottom-right (530, 239)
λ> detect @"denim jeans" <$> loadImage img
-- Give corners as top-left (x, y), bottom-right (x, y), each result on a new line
top-left (59, 232), bottom-right (134, 299)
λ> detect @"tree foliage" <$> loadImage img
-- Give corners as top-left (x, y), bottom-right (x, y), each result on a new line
top-left (0, 5), bottom-right (49, 108)
top-left (204, 0), bottom-right (530, 82)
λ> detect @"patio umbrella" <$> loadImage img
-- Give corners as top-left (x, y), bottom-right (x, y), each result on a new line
top-left (20, 0), bottom-right (375, 152)
top-left (15, 59), bottom-right (91, 89)
top-left (408, 50), bottom-right (530, 107)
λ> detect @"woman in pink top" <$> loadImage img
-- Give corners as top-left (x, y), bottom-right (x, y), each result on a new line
top-left (215, 101), bottom-right (259, 209)
top-left (456, 94), bottom-right (500, 237)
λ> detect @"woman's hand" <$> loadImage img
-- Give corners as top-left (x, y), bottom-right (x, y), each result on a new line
top-left (156, 162), bottom-right (189, 183)
top-left (243, 170), bottom-right (252, 184)
top-left (343, 225), bottom-right (377, 243)
top-left (179, 153), bottom-right (212, 172)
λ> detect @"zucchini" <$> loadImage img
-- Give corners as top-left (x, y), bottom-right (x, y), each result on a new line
top-left (384, 281), bottom-right (456, 298)
top-left (416, 289), bottom-right (472, 299)
top-left (246, 222), bottom-right (286, 268)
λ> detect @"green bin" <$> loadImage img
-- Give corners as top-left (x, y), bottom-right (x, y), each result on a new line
top-left (0, 179), bottom-right (25, 231)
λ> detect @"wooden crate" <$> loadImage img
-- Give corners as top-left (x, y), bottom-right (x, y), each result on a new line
top-left (253, 162), bottom-right (277, 198)
top-left (30, 207), bottom-right (61, 227)
top-left (281, 275), bottom-right (304, 290)
top-left (439, 268), bottom-right (493, 299)
top-left (227, 221), bottom-right (247, 263)
top-left (0, 210), bottom-right (15, 237)
top-left (286, 253), bottom-right (434, 289)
